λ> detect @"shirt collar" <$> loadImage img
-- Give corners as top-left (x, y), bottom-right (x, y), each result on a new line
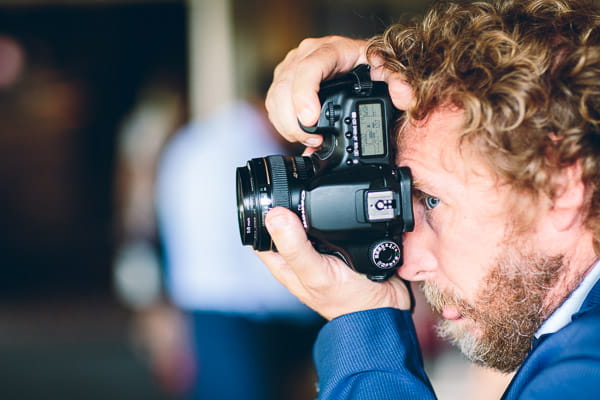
top-left (535, 259), bottom-right (600, 339)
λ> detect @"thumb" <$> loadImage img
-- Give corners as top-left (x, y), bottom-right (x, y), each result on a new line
top-left (265, 207), bottom-right (324, 271)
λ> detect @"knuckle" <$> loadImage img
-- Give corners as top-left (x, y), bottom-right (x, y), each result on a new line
top-left (276, 49), bottom-right (296, 73)
top-left (297, 37), bottom-right (318, 52)
top-left (281, 238), bottom-right (311, 262)
top-left (264, 93), bottom-right (275, 114)
top-left (325, 34), bottom-right (343, 44)
top-left (265, 80), bottom-right (286, 110)
top-left (311, 42), bottom-right (338, 60)
top-left (272, 61), bottom-right (283, 78)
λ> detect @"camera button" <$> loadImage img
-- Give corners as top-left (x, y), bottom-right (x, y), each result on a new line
top-left (346, 146), bottom-right (353, 153)
top-left (344, 117), bottom-right (352, 124)
top-left (345, 131), bottom-right (352, 138)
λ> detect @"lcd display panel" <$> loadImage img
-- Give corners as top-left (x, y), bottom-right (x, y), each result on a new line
top-left (358, 103), bottom-right (385, 156)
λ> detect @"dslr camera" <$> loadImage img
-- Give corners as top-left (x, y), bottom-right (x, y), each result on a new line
top-left (236, 65), bottom-right (414, 281)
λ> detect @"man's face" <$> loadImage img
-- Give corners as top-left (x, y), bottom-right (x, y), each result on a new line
top-left (397, 107), bottom-right (564, 372)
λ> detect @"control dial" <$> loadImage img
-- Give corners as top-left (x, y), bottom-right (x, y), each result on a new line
top-left (370, 240), bottom-right (402, 270)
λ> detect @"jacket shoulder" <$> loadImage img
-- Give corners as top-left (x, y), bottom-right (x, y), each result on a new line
top-left (504, 308), bottom-right (600, 399)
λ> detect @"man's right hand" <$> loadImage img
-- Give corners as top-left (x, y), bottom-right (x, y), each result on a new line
top-left (265, 35), bottom-right (414, 148)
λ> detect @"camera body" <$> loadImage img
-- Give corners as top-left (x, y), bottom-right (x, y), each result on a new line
top-left (236, 65), bottom-right (414, 281)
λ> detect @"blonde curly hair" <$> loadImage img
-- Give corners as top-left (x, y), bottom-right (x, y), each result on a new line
top-left (368, 0), bottom-right (600, 255)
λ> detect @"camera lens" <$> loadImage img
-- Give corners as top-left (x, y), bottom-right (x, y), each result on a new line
top-left (236, 155), bottom-right (313, 251)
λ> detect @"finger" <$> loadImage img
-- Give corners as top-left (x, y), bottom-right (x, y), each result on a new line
top-left (301, 146), bottom-right (318, 157)
top-left (266, 41), bottom-right (326, 145)
top-left (265, 77), bottom-right (304, 143)
top-left (290, 65), bottom-right (323, 128)
top-left (266, 83), bottom-right (323, 148)
top-left (291, 40), bottom-right (366, 126)
top-left (290, 37), bottom-right (368, 141)
top-left (387, 73), bottom-right (414, 111)
top-left (368, 55), bottom-right (389, 80)
top-left (266, 48), bottom-right (309, 143)
top-left (370, 63), bottom-right (414, 111)
top-left (266, 36), bottom-right (369, 147)
top-left (255, 250), bottom-right (305, 293)
top-left (264, 207), bottom-right (328, 279)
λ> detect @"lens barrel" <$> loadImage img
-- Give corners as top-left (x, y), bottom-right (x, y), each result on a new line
top-left (236, 155), bottom-right (313, 251)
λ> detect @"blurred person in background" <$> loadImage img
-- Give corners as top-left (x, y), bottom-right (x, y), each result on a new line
top-left (258, 0), bottom-right (600, 399)
top-left (111, 2), bottom-right (324, 398)
top-left (111, 74), bottom-right (189, 395)
top-left (154, 93), bottom-right (323, 400)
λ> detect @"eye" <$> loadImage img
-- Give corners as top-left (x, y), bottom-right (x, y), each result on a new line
top-left (424, 196), bottom-right (440, 210)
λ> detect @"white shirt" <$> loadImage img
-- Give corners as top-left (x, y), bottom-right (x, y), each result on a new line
top-left (535, 259), bottom-right (600, 338)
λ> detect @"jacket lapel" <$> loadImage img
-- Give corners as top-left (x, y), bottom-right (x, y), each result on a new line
top-left (572, 275), bottom-right (600, 320)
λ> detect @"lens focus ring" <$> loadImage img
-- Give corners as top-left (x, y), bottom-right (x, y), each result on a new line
top-left (294, 156), bottom-right (310, 181)
top-left (268, 156), bottom-right (291, 209)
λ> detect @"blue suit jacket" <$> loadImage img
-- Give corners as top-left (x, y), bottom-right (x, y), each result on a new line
top-left (314, 279), bottom-right (600, 399)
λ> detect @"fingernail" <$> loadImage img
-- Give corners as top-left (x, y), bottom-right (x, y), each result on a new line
top-left (303, 137), bottom-right (320, 147)
top-left (265, 211), bottom-right (284, 231)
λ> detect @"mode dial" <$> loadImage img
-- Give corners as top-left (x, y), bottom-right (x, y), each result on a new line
top-left (370, 240), bottom-right (402, 270)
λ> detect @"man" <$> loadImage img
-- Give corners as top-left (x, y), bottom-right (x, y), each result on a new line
top-left (257, 0), bottom-right (600, 398)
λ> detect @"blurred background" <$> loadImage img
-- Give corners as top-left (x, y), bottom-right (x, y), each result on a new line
top-left (0, 0), bottom-right (511, 399)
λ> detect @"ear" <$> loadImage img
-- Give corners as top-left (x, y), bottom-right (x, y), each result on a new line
top-left (549, 160), bottom-right (586, 232)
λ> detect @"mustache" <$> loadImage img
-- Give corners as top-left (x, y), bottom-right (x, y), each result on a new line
top-left (420, 281), bottom-right (474, 317)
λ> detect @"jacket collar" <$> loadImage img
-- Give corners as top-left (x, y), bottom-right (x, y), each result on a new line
top-left (533, 260), bottom-right (600, 348)
top-left (573, 274), bottom-right (600, 319)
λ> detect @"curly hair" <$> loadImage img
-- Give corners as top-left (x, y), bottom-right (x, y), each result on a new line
top-left (367, 0), bottom-right (600, 255)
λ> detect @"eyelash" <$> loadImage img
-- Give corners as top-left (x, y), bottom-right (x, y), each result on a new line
top-left (415, 190), bottom-right (441, 211)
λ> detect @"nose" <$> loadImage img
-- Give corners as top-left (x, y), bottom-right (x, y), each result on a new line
top-left (398, 219), bottom-right (438, 282)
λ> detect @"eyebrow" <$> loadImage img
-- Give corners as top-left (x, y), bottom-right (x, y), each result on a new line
top-left (411, 178), bottom-right (434, 194)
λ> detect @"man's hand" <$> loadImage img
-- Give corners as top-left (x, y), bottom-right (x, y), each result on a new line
top-left (260, 35), bottom-right (416, 320)
top-left (256, 207), bottom-right (412, 320)
top-left (265, 35), bottom-right (414, 148)
top-left (265, 36), bottom-right (368, 147)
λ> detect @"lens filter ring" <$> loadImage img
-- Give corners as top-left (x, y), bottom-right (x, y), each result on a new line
top-left (236, 166), bottom-right (256, 246)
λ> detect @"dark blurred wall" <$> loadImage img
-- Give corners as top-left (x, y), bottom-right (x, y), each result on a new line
top-left (0, 3), bottom-right (187, 299)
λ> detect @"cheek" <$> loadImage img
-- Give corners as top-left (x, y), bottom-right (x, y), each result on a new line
top-left (430, 213), bottom-right (501, 301)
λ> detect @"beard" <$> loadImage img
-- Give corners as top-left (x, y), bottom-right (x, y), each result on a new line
top-left (421, 248), bottom-right (566, 373)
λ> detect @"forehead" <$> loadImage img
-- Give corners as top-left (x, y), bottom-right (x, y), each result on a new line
top-left (397, 108), bottom-right (497, 192)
